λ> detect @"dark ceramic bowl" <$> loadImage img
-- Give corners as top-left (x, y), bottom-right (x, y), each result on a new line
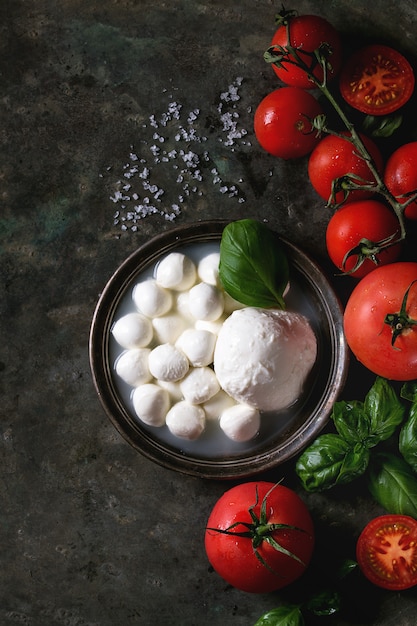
top-left (89, 220), bottom-right (349, 479)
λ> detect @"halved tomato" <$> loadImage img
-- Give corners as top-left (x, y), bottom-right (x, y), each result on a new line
top-left (339, 44), bottom-right (415, 116)
top-left (356, 515), bottom-right (417, 590)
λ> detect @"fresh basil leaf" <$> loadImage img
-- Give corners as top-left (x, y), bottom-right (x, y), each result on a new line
top-left (306, 589), bottom-right (341, 616)
top-left (399, 403), bottom-right (417, 472)
top-left (362, 113), bottom-right (403, 137)
top-left (401, 381), bottom-right (417, 402)
top-left (332, 400), bottom-right (370, 444)
top-left (253, 605), bottom-right (304, 626)
top-left (219, 219), bottom-right (289, 309)
top-left (337, 558), bottom-right (358, 579)
top-left (364, 377), bottom-right (405, 447)
top-left (296, 434), bottom-right (369, 492)
top-left (368, 452), bottom-right (417, 517)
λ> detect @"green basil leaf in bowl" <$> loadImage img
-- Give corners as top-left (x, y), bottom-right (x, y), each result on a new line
top-left (219, 219), bottom-right (289, 309)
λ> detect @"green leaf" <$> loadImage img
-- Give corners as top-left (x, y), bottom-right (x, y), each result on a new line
top-left (306, 589), bottom-right (341, 616)
top-left (296, 434), bottom-right (369, 492)
top-left (332, 400), bottom-right (370, 444)
top-left (219, 219), bottom-right (289, 309)
top-left (253, 605), bottom-right (304, 626)
top-left (399, 403), bottom-right (417, 472)
top-left (362, 113), bottom-right (403, 138)
top-left (368, 452), bottom-right (417, 517)
top-left (401, 381), bottom-right (417, 402)
top-left (364, 377), bottom-right (405, 447)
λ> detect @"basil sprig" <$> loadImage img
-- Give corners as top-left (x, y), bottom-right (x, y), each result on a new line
top-left (296, 378), bottom-right (405, 492)
top-left (296, 377), bottom-right (417, 516)
top-left (219, 219), bottom-right (289, 309)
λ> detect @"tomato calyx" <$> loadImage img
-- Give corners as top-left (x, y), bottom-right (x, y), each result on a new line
top-left (384, 280), bottom-right (417, 346)
top-left (206, 483), bottom-right (307, 575)
top-left (342, 231), bottom-right (400, 275)
top-left (274, 6), bottom-right (298, 27)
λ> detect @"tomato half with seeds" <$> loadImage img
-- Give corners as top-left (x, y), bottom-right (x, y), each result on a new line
top-left (270, 14), bottom-right (342, 89)
top-left (343, 262), bottom-right (417, 380)
top-left (339, 44), bottom-right (415, 116)
top-left (205, 482), bottom-right (314, 593)
top-left (356, 515), bottom-right (417, 590)
top-left (254, 87), bottom-right (323, 159)
top-left (384, 141), bottom-right (417, 220)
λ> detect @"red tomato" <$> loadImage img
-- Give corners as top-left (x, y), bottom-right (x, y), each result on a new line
top-left (254, 87), bottom-right (323, 159)
top-left (356, 515), bottom-right (417, 590)
top-left (344, 262), bottom-right (417, 380)
top-left (384, 142), bottom-right (417, 220)
top-left (326, 200), bottom-right (402, 278)
top-left (308, 132), bottom-right (384, 204)
top-left (271, 14), bottom-right (342, 89)
top-left (339, 45), bottom-right (415, 116)
top-left (205, 482), bottom-right (314, 593)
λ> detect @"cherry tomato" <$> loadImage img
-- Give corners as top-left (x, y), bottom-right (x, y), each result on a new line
top-left (343, 262), bottom-right (417, 380)
top-left (384, 142), bottom-right (417, 220)
top-left (339, 45), bottom-right (415, 116)
top-left (254, 87), bottom-right (323, 159)
top-left (205, 482), bottom-right (314, 593)
top-left (326, 200), bottom-right (402, 278)
top-left (270, 14), bottom-right (342, 89)
top-left (308, 132), bottom-right (384, 204)
top-left (356, 515), bottom-right (417, 590)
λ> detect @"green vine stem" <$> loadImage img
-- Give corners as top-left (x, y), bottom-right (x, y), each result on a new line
top-left (264, 12), bottom-right (417, 249)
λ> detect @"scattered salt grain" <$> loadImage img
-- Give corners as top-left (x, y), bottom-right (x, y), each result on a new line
top-left (106, 77), bottom-right (250, 230)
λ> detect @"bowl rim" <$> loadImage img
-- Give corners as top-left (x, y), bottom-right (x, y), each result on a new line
top-left (89, 219), bottom-right (349, 479)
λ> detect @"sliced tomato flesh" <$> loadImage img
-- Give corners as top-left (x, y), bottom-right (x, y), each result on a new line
top-left (356, 515), bottom-right (417, 590)
top-left (339, 44), bottom-right (415, 116)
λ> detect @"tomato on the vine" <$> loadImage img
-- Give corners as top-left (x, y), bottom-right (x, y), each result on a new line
top-left (384, 141), bottom-right (417, 220)
top-left (205, 482), bottom-right (314, 593)
top-left (339, 44), bottom-right (415, 116)
top-left (308, 132), bottom-right (384, 204)
top-left (343, 262), bottom-right (417, 380)
top-left (356, 515), bottom-right (417, 590)
top-left (325, 200), bottom-right (402, 278)
top-left (254, 87), bottom-right (323, 159)
top-left (270, 14), bottom-right (342, 89)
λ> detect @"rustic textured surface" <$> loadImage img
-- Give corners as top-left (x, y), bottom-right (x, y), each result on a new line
top-left (2, 1), bottom-right (417, 624)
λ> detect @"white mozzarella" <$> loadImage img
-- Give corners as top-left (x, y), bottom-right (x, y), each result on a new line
top-left (165, 401), bottom-right (205, 440)
top-left (115, 348), bottom-right (152, 387)
top-left (132, 384), bottom-right (170, 427)
top-left (148, 343), bottom-right (189, 382)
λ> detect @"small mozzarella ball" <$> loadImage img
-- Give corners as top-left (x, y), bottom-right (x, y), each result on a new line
top-left (175, 291), bottom-right (193, 321)
top-left (157, 379), bottom-right (183, 402)
top-left (132, 384), bottom-right (169, 427)
top-left (198, 252), bottom-right (220, 286)
top-left (203, 390), bottom-right (236, 421)
top-left (188, 282), bottom-right (224, 321)
top-left (115, 348), bottom-right (152, 387)
top-left (195, 318), bottom-right (225, 335)
top-left (175, 328), bottom-right (217, 367)
top-left (152, 313), bottom-right (187, 344)
top-left (148, 344), bottom-right (189, 382)
top-left (220, 404), bottom-right (261, 442)
top-left (155, 252), bottom-right (197, 291)
top-left (132, 279), bottom-right (172, 317)
top-left (111, 312), bottom-right (153, 349)
top-left (165, 401), bottom-right (205, 440)
top-left (180, 367), bottom-right (220, 404)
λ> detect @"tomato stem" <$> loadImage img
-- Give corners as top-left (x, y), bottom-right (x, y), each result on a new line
top-left (385, 280), bottom-right (417, 346)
